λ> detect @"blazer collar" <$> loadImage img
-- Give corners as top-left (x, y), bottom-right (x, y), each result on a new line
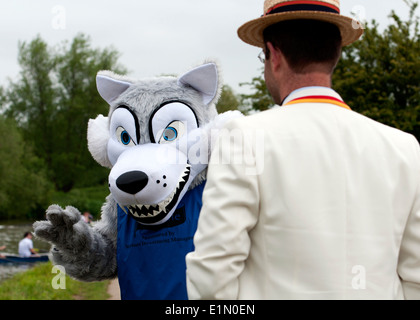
top-left (282, 87), bottom-right (344, 106)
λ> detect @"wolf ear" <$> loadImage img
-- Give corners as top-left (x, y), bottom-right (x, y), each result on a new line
top-left (177, 62), bottom-right (222, 106)
top-left (96, 71), bottom-right (133, 105)
top-left (87, 115), bottom-right (112, 168)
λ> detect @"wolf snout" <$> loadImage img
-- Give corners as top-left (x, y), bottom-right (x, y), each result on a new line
top-left (116, 171), bottom-right (149, 195)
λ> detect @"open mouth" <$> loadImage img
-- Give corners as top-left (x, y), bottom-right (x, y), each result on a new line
top-left (123, 164), bottom-right (191, 224)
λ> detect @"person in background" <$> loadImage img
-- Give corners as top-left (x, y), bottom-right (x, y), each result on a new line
top-left (82, 211), bottom-right (93, 225)
top-left (0, 245), bottom-right (6, 259)
top-left (18, 232), bottom-right (39, 258)
top-left (186, 0), bottom-right (420, 300)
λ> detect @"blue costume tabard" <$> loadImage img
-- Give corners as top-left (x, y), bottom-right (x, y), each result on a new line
top-left (117, 182), bottom-right (205, 300)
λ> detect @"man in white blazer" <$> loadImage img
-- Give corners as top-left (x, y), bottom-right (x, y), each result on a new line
top-left (186, 0), bottom-right (420, 300)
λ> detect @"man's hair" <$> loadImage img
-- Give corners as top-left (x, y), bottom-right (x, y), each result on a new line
top-left (23, 232), bottom-right (31, 238)
top-left (263, 19), bottom-right (342, 74)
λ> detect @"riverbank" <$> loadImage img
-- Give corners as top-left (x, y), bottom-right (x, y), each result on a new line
top-left (0, 261), bottom-right (110, 300)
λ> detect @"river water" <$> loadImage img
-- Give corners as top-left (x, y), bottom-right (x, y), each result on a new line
top-left (0, 222), bottom-right (51, 282)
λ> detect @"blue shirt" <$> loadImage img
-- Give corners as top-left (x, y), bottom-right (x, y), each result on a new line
top-left (117, 182), bottom-right (205, 300)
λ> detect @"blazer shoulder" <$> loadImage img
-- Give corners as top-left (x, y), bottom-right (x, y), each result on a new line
top-left (367, 116), bottom-right (420, 163)
top-left (226, 106), bottom-right (282, 129)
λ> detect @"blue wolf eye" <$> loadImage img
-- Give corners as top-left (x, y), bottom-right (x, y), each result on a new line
top-left (121, 131), bottom-right (131, 144)
top-left (159, 121), bottom-right (185, 144)
top-left (163, 127), bottom-right (177, 141)
top-left (116, 126), bottom-right (136, 146)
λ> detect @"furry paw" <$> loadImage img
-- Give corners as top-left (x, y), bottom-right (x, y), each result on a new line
top-left (33, 205), bottom-right (91, 252)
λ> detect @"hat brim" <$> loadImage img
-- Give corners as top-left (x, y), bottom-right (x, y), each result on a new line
top-left (238, 11), bottom-right (364, 48)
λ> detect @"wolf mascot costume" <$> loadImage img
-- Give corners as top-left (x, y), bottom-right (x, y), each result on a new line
top-left (34, 62), bottom-right (241, 300)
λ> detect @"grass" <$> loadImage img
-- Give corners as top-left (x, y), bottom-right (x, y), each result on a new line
top-left (0, 262), bottom-right (110, 300)
top-left (0, 186), bottom-right (112, 300)
top-left (0, 185), bottom-right (112, 300)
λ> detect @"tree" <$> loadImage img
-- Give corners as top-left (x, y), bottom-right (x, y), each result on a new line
top-left (0, 116), bottom-right (52, 219)
top-left (52, 34), bottom-right (127, 191)
top-left (4, 36), bottom-right (57, 168)
top-left (333, 1), bottom-right (420, 140)
top-left (237, 1), bottom-right (420, 136)
top-left (216, 85), bottom-right (240, 113)
top-left (239, 69), bottom-right (274, 114)
top-left (2, 34), bottom-right (127, 192)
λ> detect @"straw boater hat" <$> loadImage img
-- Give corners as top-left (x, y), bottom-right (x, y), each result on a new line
top-left (238, 0), bottom-right (364, 48)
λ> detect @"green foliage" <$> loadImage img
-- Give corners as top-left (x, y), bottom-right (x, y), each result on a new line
top-left (333, 1), bottom-right (420, 140)
top-left (2, 33), bottom-right (126, 192)
top-left (51, 185), bottom-right (110, 218)
top-left (238, 2), bottom-right (420, 137)
top-left (0, 116), bottom-right (52, 220)
top-left (0, 262), bottom-right (110, 300)
top-left (1, 2), bottom-right (419, 220)
top-left (216, 84), bottom-right (240, 113)
top-left (239, 68), bottom-right (274, 114)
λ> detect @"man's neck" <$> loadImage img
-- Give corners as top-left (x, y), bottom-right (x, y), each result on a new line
top-left (280, 72), bottom-right (332, 103)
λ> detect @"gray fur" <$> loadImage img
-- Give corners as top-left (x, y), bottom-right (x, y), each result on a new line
top-left (33, 61), bottom-right (241, 283)
top-left (104, 68), bottom-right (219, 189)
top-left (109, 76), bottom-right (219, 143)
top-left (34, 196), bottom-right (119, 281)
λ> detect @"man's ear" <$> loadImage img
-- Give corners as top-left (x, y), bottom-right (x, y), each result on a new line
top-left (96, 71), bottom-right (134, 105)
top-left (266, 42), bottom-right (283, 72)
top-left (177, 61), bottom-right (223, 106)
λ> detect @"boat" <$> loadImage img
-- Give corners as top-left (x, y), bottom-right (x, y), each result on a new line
top-left (0, 254), bottom-right (50, 264)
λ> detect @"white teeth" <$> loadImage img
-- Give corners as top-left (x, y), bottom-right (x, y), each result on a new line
top-left (125, 164), bottom-right (192, 220)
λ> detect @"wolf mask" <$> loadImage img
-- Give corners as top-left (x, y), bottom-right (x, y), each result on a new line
top-left (89, 62), bottom-right (226, 226)
top-left (34, 61), bottom-right (242, 300)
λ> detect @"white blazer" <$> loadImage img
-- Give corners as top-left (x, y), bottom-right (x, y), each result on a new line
top-left (186, 87), bottom-right (420, 300)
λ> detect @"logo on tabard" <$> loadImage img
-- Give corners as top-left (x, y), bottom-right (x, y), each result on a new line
top-left (136, 206), bottom-right (186, 231)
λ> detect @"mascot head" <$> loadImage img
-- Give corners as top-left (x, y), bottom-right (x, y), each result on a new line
top-left (88, 62), bottom-right (227, 226)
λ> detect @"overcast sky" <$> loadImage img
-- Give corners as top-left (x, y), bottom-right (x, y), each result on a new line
top-left (0, 0), bottom-right (414, 94)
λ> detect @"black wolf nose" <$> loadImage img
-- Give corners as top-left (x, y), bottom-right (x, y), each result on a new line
top-left (116, 171), bottom-right (149, 194)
